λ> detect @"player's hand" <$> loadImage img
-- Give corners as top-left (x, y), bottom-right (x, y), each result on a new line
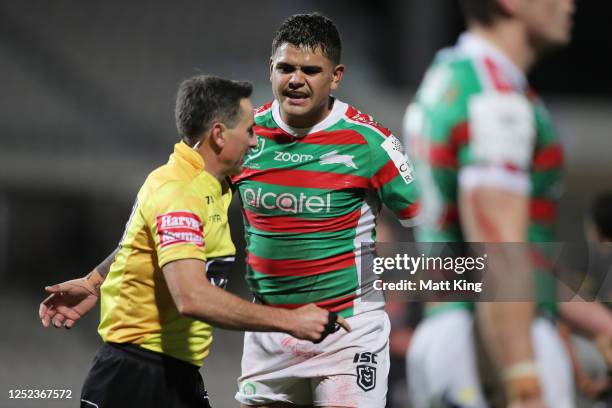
top-left (39, 271), bottom-right (104, 329)
top-left (287, 304), bottom-right (351, 343)
top-left (506, 376), bottom-right (545, 408)
top-left (576, 373), bottom-right (609, 399)
top-left (594, 334), bottom-right (612, 368)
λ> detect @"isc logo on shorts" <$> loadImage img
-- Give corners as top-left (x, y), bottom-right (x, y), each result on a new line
top-left (354, 352), bottom-right (377, 392)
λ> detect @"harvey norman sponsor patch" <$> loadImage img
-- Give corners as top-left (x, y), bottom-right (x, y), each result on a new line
top-left (156, 211), bottom-right (204, 248)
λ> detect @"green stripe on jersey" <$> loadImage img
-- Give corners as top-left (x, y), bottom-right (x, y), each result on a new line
top-left (248, 265), bottom-right (357, 301)
top-left (247, 231), bottom-right (356, 260)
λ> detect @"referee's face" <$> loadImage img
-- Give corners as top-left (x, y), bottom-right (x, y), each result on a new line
top-left (222, 98), bottom-right (256, 176)
top-left (270, 43), bottom-right (344, 129)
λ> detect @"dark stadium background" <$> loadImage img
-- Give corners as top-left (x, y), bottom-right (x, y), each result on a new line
top-left (0, 1), bottom-right (610, 407)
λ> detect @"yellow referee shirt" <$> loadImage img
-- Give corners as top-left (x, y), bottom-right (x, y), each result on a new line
top-left (98, 141), bottom-right (235, 366)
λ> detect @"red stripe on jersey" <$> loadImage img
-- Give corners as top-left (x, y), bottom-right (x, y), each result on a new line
top-left (299, 129), bottom-right (367, 145)
top-left (235, 168), bottom-right (370, 189)
top-left (429, 144), bottom-right (458, 168)
top-left (254, 102), bottom-right (273, 116)
top-left (412, 138), bottom-right (457, 168)
top-left (530, 199), bottom-right (556, 222)
top-left (248, 251), bottom-right (356, 277)
top-left (484, 58), bottom-right (513, 92)
top-left (244, 208), bottom-right (361, 233)
top-left (269, 294), bottom-right (356, 312)
top-left (398, 201), bottom-right (421, 220)
top-left (345, 106), bottom-right (393, 137)
top-left (254, 126), bottom-right (295, 143)
top-left (371, 160), bottom-right (399, 189)
top-left (450, 122), bottom-right (470, 148)
top-left (534, 144), bottom-right (563, 170)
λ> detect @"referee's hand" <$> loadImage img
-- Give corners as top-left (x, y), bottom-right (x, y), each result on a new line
top-left (39, 271), bottom-right (103, 329)
top-left (287, 304), bottom-right (351, 343)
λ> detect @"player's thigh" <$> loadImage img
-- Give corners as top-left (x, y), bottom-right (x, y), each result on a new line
top-left (312, 346), bottom-right (390, 408)
top-left (407, 309), bottom-right (487, 408)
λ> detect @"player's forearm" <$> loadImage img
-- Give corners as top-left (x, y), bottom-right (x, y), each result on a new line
top-left (559, 301), bottom-right (612, 338)
top-left (477, 302), bottom-right (535, 368)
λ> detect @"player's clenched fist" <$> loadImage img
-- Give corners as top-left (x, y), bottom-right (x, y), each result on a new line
top-left (285, 304), bottom-right (351, 343)
top-left (39, 271), bottom-right (104, 329)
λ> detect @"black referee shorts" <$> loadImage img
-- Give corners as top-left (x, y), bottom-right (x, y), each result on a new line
top-left (80, 342), bottom-right (212, 408)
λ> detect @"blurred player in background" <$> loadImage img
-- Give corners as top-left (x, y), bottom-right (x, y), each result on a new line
top-left (559, 192), bottom-right (612, 407)
top-left (232, 13), bottom-right (419, 408)
top-left (403, 0), bottom-right (576, 406)
top-left (39, 75), bottom-right (348, 408)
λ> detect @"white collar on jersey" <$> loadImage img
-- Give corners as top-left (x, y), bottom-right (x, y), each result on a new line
top-left (457, 32), bottom-right (528, 91)
top-left (271, 97), bottom-right (349, 138)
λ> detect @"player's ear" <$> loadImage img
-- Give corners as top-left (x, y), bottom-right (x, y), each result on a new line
top-left (330, 64), bottom-right (345, 92)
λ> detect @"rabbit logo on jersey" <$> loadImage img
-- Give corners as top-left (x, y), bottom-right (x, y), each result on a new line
top-left (242, 188), bottom-right (331, 214)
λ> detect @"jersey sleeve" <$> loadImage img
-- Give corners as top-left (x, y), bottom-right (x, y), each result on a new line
top-left (141, 182), bottom-right (207, 268)
top-left (370, 133), bottom-right (421, 226)
top-left (458, 91), bottom-right (535, 195)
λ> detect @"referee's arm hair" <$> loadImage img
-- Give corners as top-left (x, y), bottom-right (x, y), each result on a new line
top-left (163, 259), bottom-right (350, 342)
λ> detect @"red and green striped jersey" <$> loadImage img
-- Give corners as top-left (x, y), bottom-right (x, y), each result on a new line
top-left (232, 99), bottom-right (420, 318)
top-left (404, 33), bottom-right (563, 313)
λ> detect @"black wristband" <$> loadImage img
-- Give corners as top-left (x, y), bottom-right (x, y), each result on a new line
top-left (314, 312), bottom-right (338, 344)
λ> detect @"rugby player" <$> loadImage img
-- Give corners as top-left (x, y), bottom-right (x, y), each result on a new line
top-left (231, 13), bottom-right (420, 408)
top-left (403, 0), bottom-right (576, 406)
top-left (40, 75), bottom-right (348, 408)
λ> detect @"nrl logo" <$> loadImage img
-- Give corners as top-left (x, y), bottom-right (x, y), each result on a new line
top-left (319, 150), bottom-right (357, 169)
top-left (356, 365), bottom-right (376, 392)
top-left (243, 136), bottom-right (266, 166)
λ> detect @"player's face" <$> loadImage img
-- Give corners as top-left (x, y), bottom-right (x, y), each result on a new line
top-left (520, 0), bottom-right (575, 49)
top-left (270, 43), bottom-right (344, 128)
top-left (222, 98), bottom-right (256, 176)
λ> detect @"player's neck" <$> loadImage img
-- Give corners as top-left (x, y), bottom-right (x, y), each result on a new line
top-left (280, 97), bottom-right (334, 129)
top-left (470, 24), bottom-right (537, 74)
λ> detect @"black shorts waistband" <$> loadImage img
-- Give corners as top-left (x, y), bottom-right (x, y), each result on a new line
top-left (104, 342), bottom-right (199, 371)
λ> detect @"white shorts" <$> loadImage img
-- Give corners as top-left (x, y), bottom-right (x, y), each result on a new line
top-left (235, 309), bottom-right (390, 407)
top-left (407, 309), bottom-right (574, 408)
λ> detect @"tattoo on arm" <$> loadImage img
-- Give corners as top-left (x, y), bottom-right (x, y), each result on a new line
top-left (95, 248), bottom-right (119, 279)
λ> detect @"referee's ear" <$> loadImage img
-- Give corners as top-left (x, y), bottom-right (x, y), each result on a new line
top-left (209, 122), bottom-right (226, 151)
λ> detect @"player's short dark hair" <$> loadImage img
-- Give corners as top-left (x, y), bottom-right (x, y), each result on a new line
top-left (590, 193), bottom-right (612, 241)
top-left (458, 0), bottom-right (509, 26)
top-left (271, 13), bottom-right (342, 65)
top-left (174, 75), bottom-right (252, 146)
